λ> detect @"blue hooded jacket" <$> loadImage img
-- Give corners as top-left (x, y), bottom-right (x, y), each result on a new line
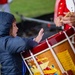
top-left (0, 12), bottom-right (38, 75)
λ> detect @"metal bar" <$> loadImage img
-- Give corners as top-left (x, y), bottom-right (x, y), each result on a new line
top-left (16, 12), bottom-right (55, 25)
top-left (63, 31), bottom-right (75, 53)
top-left (46, 39), bottom-right (68, 74)
top-left (29, 50), bottom-right (44, 75)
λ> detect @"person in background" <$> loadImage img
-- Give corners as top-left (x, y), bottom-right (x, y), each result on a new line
top-left (54, 0), bottom-right (75, 30)
top-left (0, 12), bottom-right (44, 75)
top-left (54, 0), bottom-right (75, 55)
top-left (0, 0), bottom-right (11, 13)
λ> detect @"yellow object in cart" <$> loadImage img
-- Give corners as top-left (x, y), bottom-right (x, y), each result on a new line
top-left (57, 50), bottom-right (75, 74)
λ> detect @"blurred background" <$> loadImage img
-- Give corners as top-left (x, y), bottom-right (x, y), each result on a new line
top-left (10, 0), bottom-right (56, 22)
top-left (9, 0), bottom-right (61, 40)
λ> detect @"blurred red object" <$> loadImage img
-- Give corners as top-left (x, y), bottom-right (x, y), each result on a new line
top-left (47, 24), bottom-right (51, 28)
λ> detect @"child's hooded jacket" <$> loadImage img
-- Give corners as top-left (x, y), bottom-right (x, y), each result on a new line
top-left (0, 12), bottom-right (38, 75)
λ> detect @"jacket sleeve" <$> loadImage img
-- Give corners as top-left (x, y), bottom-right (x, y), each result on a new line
top-left (57, 0), bottom-right (66, 16)
top-left (7, 36), bottom-right (38, 54)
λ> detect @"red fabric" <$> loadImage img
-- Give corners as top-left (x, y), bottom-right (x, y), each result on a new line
top-left (55, 0), bottom-right (71, 30)
top-left (57, 0), bottom-right (69, 16)
top-left (0, 0), bottom-right (7, 4)
top-left (54, 0), bottom-right (60, 22)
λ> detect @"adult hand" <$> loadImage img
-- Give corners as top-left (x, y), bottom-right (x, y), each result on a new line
top-left (54, 15), bottom-right (63, 27)
top-left (62, 12), bottom-right (75, 27)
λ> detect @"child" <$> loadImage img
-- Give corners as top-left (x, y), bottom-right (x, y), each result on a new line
top-left (0, 12), bottom-right (44, 75)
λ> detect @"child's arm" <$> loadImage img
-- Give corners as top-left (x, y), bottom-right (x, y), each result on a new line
top-left (34, 28), bottom-right (44, 43)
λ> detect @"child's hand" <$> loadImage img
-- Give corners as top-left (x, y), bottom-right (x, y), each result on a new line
top-left (34, 28), bottom-right (44, 43)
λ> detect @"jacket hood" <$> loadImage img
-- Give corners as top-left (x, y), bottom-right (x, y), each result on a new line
top-left (0, 12), bottom-right (15, 37)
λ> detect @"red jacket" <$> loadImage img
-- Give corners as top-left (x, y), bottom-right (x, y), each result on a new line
top-left (0, 0), bottom-right (7, 4)
top-left (57, 0), bottom-right (71, 30)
